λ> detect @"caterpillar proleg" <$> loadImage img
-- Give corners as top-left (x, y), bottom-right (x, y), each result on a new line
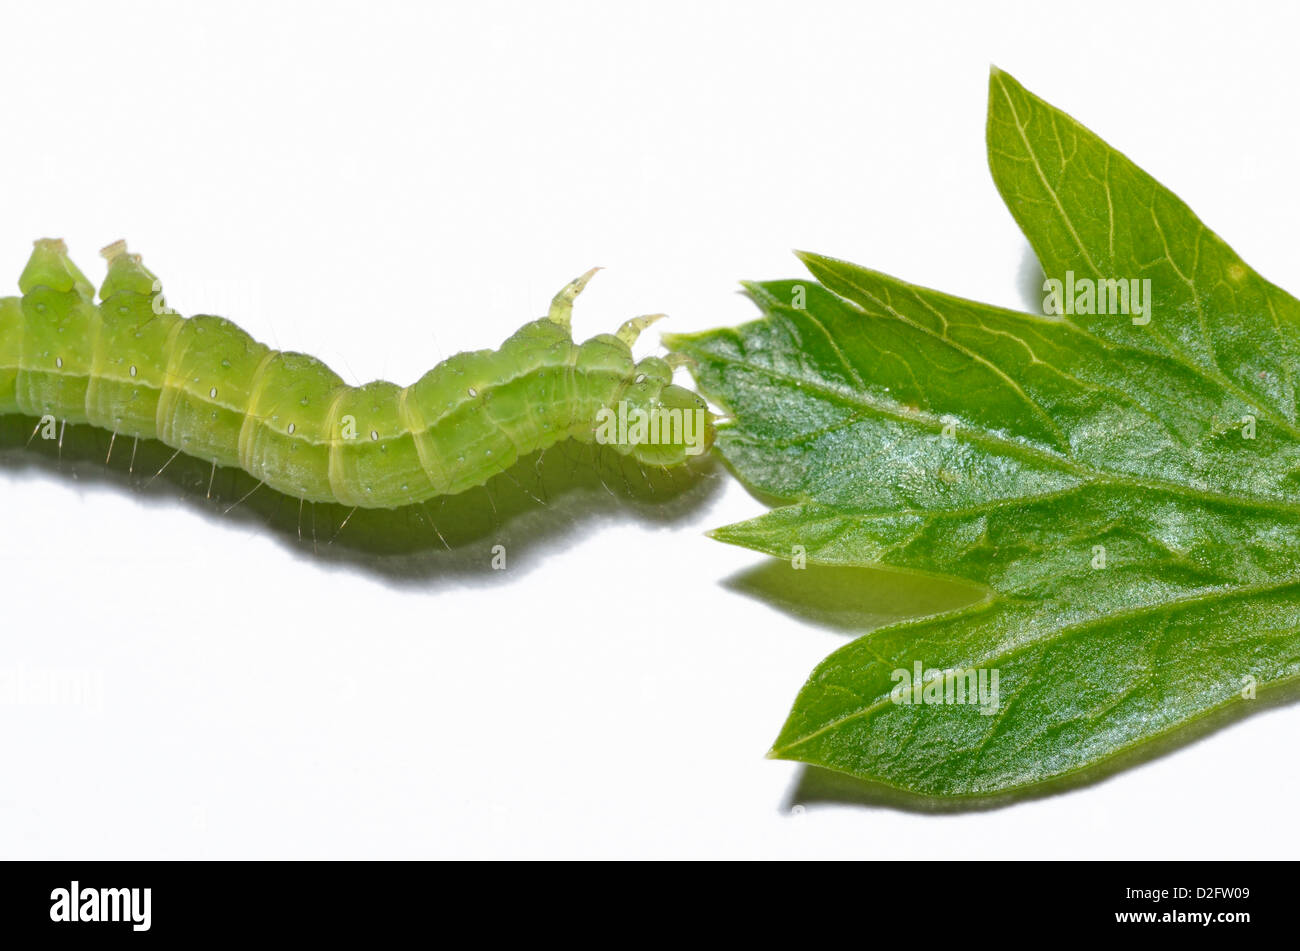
top-left (0, 240), bottom-right (714, 509)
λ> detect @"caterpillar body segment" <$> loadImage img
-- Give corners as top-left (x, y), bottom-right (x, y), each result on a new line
top-left (0, 240), bottom-right (714, 508)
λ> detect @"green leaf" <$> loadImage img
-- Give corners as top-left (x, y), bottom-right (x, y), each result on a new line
top-left (667, 68), bottom-right (1300, 799)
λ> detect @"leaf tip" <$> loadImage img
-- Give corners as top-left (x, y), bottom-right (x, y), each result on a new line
top-left (767, 740), bottom-right (806, 764)
top-left (765, 740), bottom-right (797, 761)
top-left (988, 64), bottom-right (1026, 100)
top-left (704, 523), bottom-right (753, 548)
top-left (988, 63), bottom-right (1018, 85)
top-left (793, 249), bottom-right (832, 278)
top-left (794, 248), bottom-right (846, 272)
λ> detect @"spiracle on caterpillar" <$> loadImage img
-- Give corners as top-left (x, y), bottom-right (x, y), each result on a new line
top-left (0, 239), bottom-right (715, 513)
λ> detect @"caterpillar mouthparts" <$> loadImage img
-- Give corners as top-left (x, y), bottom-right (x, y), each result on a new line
top-left (0, 240), bottom-right (714, 508)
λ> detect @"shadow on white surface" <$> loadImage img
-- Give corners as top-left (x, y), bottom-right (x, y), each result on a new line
top-left (0, 414), bottom-right (725, 589)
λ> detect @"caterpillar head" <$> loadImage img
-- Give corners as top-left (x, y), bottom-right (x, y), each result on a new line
top-left (549, 269), bottom-right (716, 465)
top-left (595, 356), bottom-right (715, 466)
top-left (642, 380), bottom-right (715, 465)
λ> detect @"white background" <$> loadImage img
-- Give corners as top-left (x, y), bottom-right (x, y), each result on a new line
top-left (2, 0), bottom-right (1298, 859)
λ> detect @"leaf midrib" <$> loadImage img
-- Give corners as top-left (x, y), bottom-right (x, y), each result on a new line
top-left (702, 348), bottom-right (1300, 517)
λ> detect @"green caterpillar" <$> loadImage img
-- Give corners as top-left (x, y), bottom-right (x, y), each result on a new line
top-left (0, 239), bottom-right (713, 508)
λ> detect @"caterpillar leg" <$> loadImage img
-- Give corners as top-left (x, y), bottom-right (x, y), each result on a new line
top-left (546, 267), bottom-right (601, 328)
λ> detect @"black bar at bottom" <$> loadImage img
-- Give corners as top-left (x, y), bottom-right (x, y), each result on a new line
top-left (0, 860), bottom-right (1279, 940)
